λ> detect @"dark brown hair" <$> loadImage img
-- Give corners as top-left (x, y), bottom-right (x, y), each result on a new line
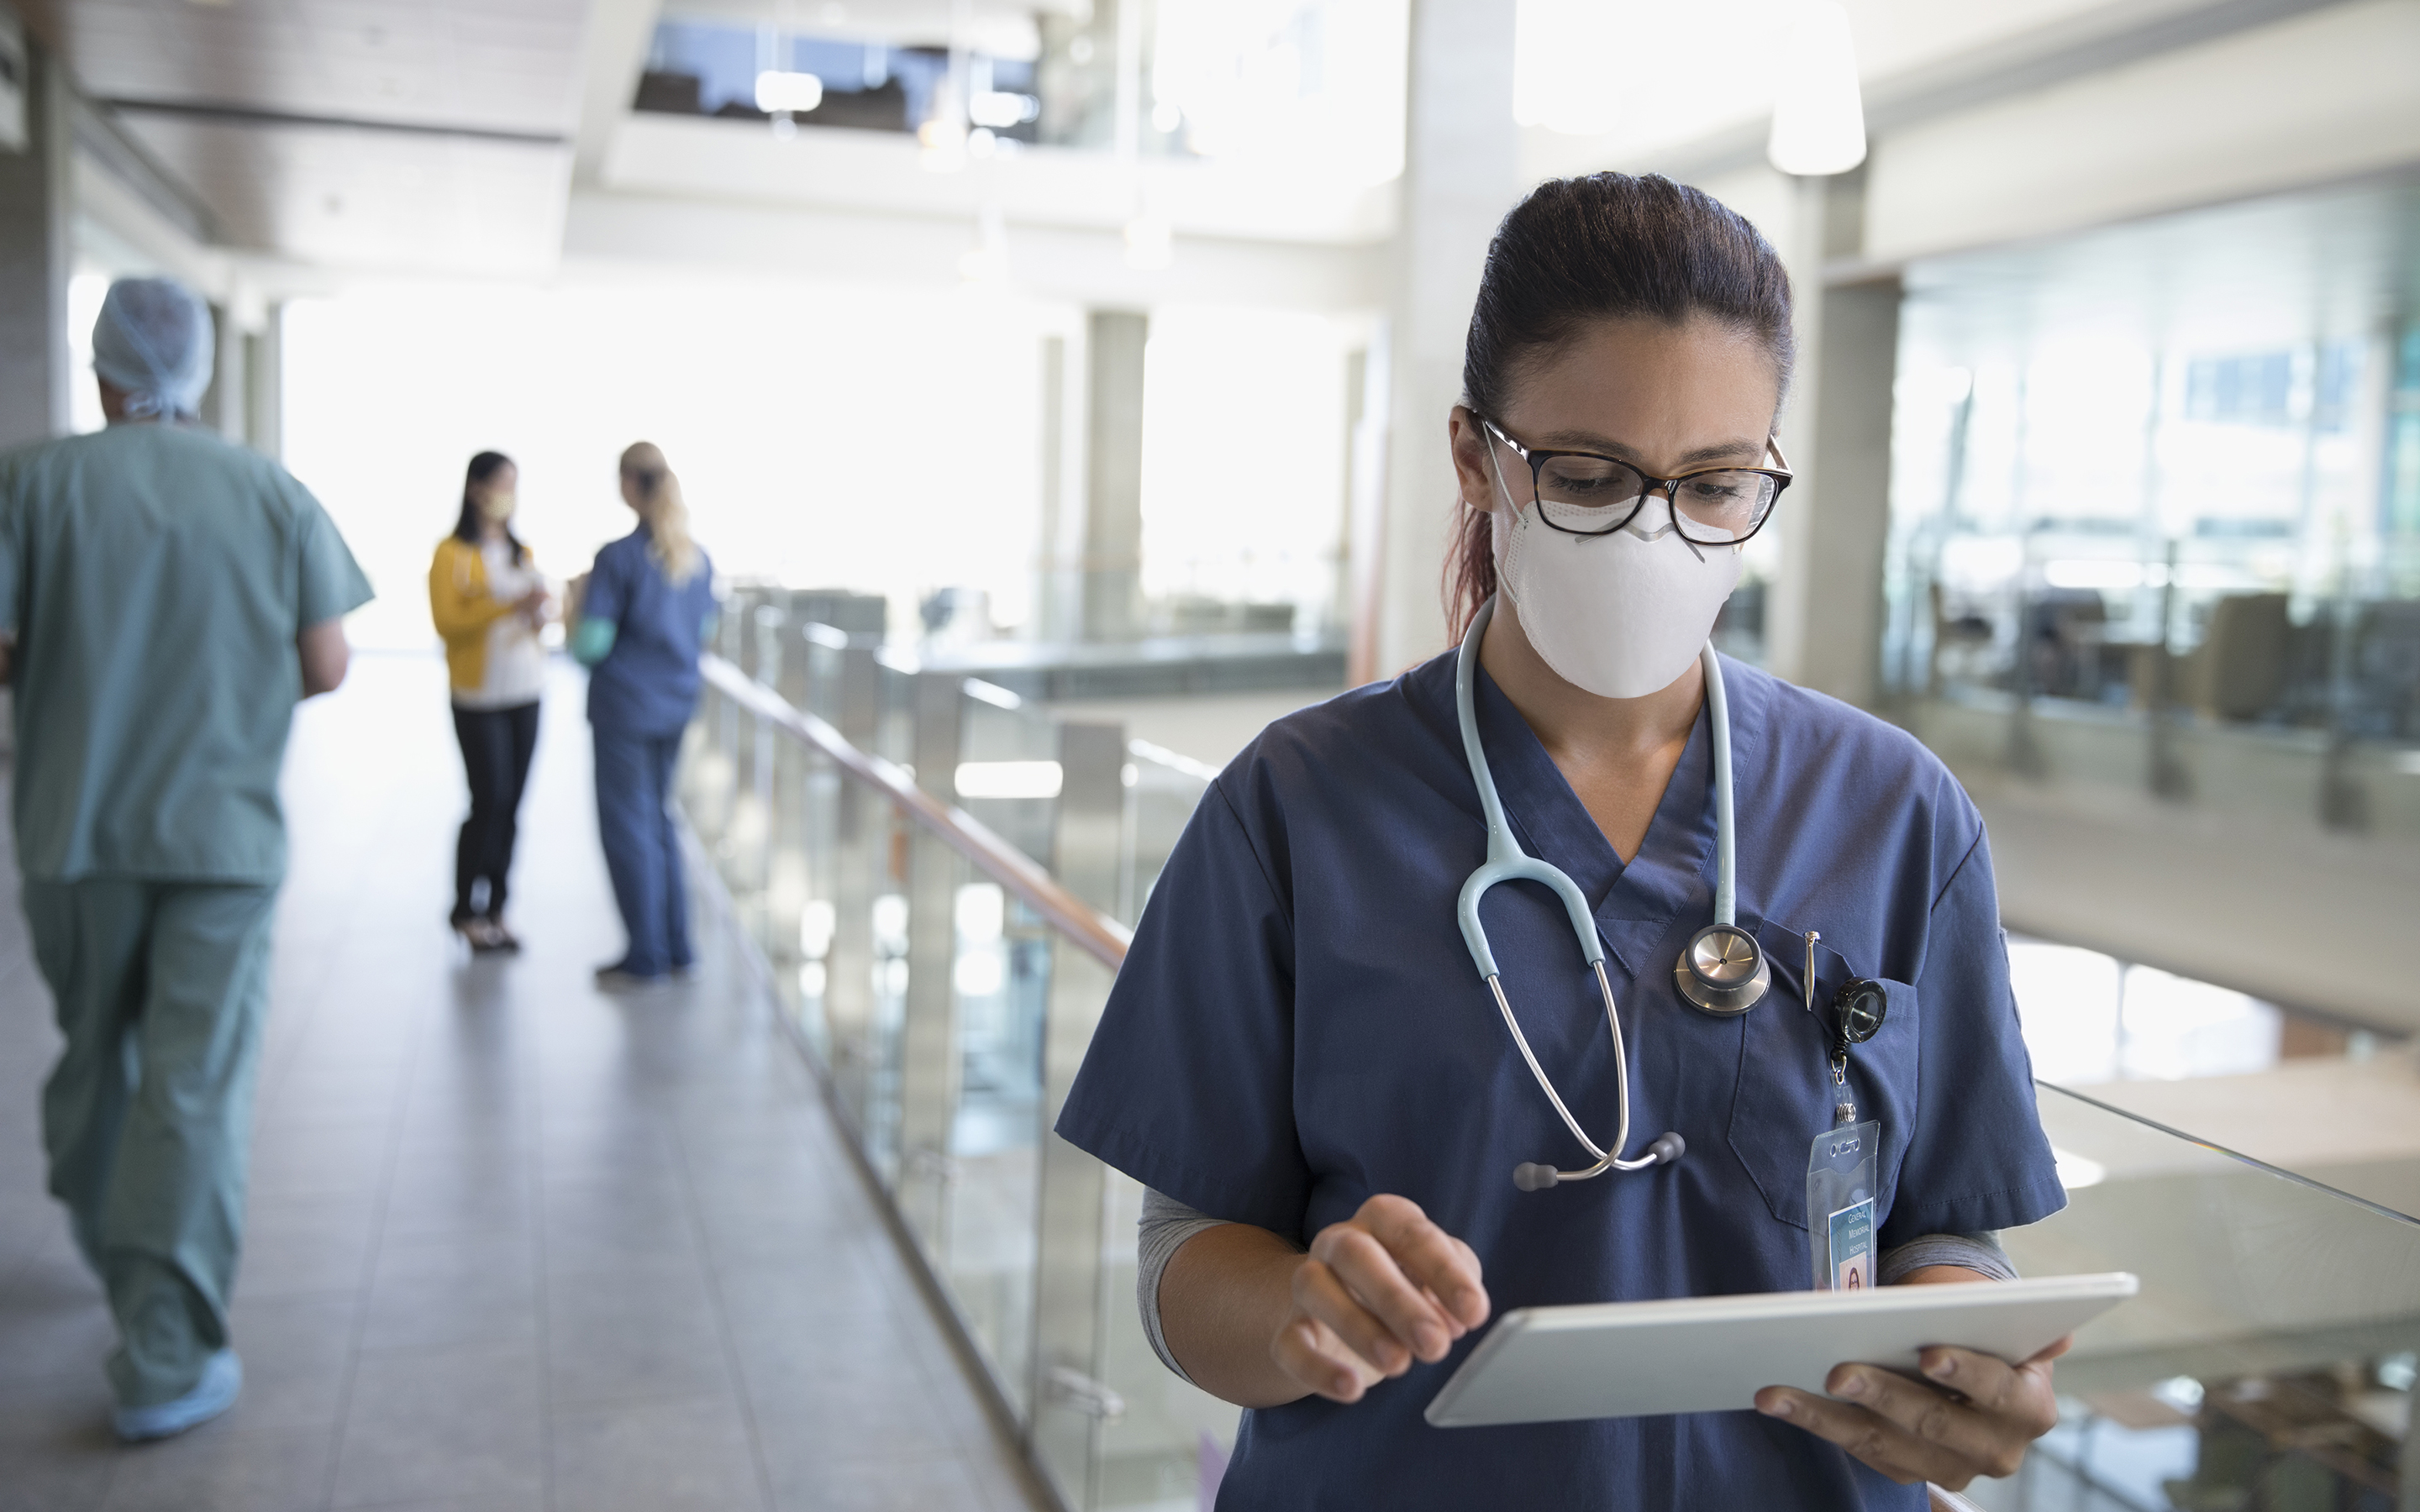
top-left (1444, 172), bottom-right (1795, 643)
top-left (453, 450), bottom-right (528, 564)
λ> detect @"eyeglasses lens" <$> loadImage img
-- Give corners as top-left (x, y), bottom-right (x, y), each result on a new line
top-left (1534, 457), bottom-right (1647, 530)
top-left (1672, 472), bottom-right (1778, 539)
top-left (1534, 455), bottom-right (1775, 541)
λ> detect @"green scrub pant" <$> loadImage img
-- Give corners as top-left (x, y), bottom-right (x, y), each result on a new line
top-left (24, 879), bottom-right (278, 1408)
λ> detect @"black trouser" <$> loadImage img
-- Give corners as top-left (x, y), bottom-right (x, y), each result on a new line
top-left (451, 701), bottom-right (540, 921)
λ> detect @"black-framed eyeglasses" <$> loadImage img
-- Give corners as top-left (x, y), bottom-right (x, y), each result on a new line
top-left (1479, 417), bottom-right (1792, 546)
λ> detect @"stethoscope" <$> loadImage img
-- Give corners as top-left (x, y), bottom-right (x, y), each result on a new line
top-left (1453, 593), bottom-right (1777, 1191)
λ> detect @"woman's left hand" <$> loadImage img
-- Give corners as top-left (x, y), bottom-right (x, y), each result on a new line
top-left (1752, 1269), bottom-right (2068, 1489)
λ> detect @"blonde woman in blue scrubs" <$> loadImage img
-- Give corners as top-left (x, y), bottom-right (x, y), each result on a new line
top-left (1055, 175), bottom-right (2070, 1509)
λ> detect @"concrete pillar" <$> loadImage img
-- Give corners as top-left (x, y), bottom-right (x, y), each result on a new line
top-left (1081, 309), bottom-right (1147, 641)
top-left (1344, 333), bottom-right (1391, 682)
top-left (202, 303), bottom-right (247, 443)
top-left (1032, 332), bottom-right (1081, 641)
top-left (0, 24), bottom-right (71, 449)
top-left (245, 305), bottom-right (284, 459)
top-left (1764, 170), bottom-right (1902, 707)
top-left (1370, 0), bottom-right (1520, 679)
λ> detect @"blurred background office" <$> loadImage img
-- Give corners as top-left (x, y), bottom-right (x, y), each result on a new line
top-left (0, 2), bottom-right (2415, 1511)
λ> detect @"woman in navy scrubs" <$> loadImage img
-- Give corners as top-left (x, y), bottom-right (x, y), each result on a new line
top-left (1055, 174), bottom-right (2070, 1509)
top-left (572, 442), bottom-right (718, 984)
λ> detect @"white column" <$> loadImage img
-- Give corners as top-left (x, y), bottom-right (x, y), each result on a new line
top-left (1369, 0), bottom-right (1520, 680)
top-left (1081, 308), bottom-right (1148, 641)
top-left (246, 303), bottom-right (285, 459)
top-left (1764, 171), bottom-right (1902, 706)
top-left (203, 302), bottom-right (247, 443)
top-left (0, 27), bottom-right (70, 449)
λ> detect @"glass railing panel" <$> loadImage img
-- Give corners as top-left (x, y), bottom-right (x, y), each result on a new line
top-left (957, 678), bottom-right (1064, 872)
top-left (2007, 934), bottom-right (2420, 1217)
top-left (802, 629), bottom-right (846, 727)
top-left (938, 874), bottom-right (1054, 1421)
top-left (785, 736), bottom-right (839, 1068)
top-left (758, 729), bottom-right (813, 1039)
top-left (677, 710), bottom-right (735, 855)
top-left (716, 698), bottom-right (771, 913)
top-left (860, 790), bottom-right (910, 1189)
top-left (939, 678), bottom-right (1082, 1423)
top-left (1121, 740), bottom-right (1217, 927)
top-left (1964, 1082), bottom-right (2420, 1511)
top-left (876, 653), bottom-right (918, 768)
top-left (1093, 1168), bottom-right (1243, 1512)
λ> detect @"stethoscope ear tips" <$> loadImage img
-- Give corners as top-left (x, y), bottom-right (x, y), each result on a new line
top-left (1512, 1134), bottom-right (1686, 1190)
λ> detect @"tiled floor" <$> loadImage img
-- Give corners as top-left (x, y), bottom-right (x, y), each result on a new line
top-left (0, 655), bottom-right (1049, 1512)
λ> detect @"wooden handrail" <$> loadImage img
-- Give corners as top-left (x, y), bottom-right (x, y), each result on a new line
top-left (700, 654), bottom-right (1133, 970)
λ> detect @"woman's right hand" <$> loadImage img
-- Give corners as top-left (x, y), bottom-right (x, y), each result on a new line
top-left (1273, 1194), bottom-right (1491, 1404)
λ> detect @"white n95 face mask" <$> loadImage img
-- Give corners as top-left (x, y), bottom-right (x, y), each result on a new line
top-left (1487, 448), bottom-right (1743, 700)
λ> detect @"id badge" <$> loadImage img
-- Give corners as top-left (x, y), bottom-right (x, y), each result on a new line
top-left (1806, 1120), bottom-right (1879, 1291)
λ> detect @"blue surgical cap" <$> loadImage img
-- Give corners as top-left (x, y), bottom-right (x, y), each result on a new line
top-left (92, 277), bottom-right (214, 420)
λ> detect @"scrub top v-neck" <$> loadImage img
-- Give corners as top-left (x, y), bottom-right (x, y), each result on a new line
top-left (1055, 648), bottom-right (2066, 1511)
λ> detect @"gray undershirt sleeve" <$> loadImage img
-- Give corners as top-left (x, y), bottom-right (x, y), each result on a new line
top-left (1138, 1188), bottom-right (1241, 1384)
top-left (1137, 1190), bottom-right (2013, 1383)
top-left (1879, 1231), bottom-right (2016, 1285)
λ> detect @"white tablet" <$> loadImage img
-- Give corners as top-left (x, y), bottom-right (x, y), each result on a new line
top-left (1424, 1272), bottom-right (2138, 1428)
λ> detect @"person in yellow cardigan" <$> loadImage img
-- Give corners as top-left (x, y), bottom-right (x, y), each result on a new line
top-left (429, 451), bottom-right (550, 952)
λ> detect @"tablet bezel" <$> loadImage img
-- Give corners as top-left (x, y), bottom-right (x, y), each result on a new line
top-left (1424, 1272), bottom-right (2139, 1429)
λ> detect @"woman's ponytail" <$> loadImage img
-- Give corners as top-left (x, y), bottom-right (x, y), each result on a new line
top-left (618, 441), bottom-right (702, 586)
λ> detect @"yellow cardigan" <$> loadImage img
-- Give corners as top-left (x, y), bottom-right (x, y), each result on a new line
top-left (429, 536), bottom-right (529, 693)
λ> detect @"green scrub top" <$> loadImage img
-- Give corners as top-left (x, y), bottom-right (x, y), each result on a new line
top-left (0, 423), bottom-right (374, 883)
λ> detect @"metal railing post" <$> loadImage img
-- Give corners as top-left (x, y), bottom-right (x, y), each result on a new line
top-left (824, 640), bottom-right (883, 1137)
top-left (897, 670), bottom-right (967, 1252)
top-left (744, 602), bottom-right (785, 899)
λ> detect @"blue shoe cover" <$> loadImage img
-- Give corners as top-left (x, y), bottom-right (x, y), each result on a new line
top-left (113, 1351), bottom-right (242, 1442)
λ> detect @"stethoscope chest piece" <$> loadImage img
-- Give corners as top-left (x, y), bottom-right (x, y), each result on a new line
top-left (1674, 921), bottom-right (1769, 1016)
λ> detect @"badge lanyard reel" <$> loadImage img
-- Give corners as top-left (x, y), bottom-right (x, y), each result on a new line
top-left (1802, 932), bottom-right (1889, 1291)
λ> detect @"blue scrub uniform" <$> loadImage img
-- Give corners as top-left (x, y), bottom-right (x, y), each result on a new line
top-left (1055, 649), bottom-right (2066, 1511)
top-left (581, 527), bottom-right (717, 975)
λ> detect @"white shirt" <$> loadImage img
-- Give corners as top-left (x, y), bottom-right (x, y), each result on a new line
top-left (454, 540), bottom-right (547, 709)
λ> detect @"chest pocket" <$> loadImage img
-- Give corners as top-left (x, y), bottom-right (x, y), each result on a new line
top-left (1725, 917), bottom-right (1922, 1231)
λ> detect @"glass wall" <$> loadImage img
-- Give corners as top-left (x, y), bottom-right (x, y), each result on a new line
top-left (1884, 181), bottom-right (2420, 749)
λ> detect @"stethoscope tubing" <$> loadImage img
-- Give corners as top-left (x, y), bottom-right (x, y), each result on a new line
top-left (1486, 961), bottom-right (1661, 1179)
top-left (1455, 592), bottom-right (1733, 1183)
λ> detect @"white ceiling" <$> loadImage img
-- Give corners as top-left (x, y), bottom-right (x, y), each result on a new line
top-left (34, 0), bottom-right (592, 273)
top-left (46, 0), bottom-right (589, 134)
top-left (122, 112), bottom-right (574, 275)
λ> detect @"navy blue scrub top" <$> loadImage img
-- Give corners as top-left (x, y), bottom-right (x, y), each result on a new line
top-left (1055, 648), bottom-right (2066, 1511)
top-left (582, 526), bottom-right (718, 736)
